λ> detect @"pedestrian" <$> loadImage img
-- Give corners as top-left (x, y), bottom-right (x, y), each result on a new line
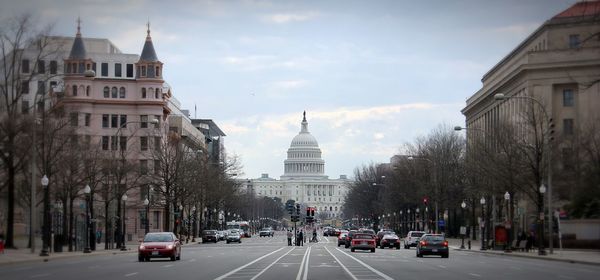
top-left (525, 231), bottom-right (533, 252)
top-left (96, 230), bottom-right (102, 244)
top-left (299, 230), bottom-right (304, 246)
top-left (312, 228), bottom-right (317, 243)
top-left (287, 230), bottom-right (293, 246)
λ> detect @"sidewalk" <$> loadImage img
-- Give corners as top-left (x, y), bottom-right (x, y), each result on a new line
top-left (447, 238), bottom-right (600, 266)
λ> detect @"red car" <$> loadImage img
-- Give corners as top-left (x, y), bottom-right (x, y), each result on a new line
top-left (350, 233), bottom-right (376, 253)
top-left (138, 232), bottom-right (181, 262)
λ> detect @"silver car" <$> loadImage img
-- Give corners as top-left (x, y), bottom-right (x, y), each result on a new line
top-left (226, 229), bottom-right (242, 244)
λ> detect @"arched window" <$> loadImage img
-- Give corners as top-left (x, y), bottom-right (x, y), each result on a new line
top-left (148, 88), bottom-right (154, 98)
top-left (155, 88), bottom-right (159, 99)
top-left (141, 88), bottom-right (147, 98)
top-left (86, 86), bottom-right (91, 96)
top-left (111, 87), bottom-right (117, 98)
top-left (119, 87), bottom-right (126, 98)
top-left (72, 85), bottom-right (78, 96)
top-left (103, 86), bottom-right (109, 98)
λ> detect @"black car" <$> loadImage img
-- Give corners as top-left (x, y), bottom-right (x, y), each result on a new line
top-left (380, 233), bottom-right (401, 249)
top-left (345, 230), bottom-right (358, 248)
top-left (416, 234), bottom-right (449, 258)
top-left (202, 230), bottom-right (219, 243)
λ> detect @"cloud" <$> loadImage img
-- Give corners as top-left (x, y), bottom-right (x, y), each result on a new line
top-left (261, 11), bottom-right (320, 24)
top-left (270, 79), bottom-right (308, 90)
top-left (373, 133), bottom-right (384, 140)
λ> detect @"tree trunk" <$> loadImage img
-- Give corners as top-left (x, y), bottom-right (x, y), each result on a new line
top-left (104, 202), bottom-right (109, 250)
top-left (68, 198), bottom-right (74, 251)
top-left (5, 156), bottom-right (15, 248)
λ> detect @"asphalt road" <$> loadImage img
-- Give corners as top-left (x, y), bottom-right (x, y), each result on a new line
top-left (1, 232), bottom-right (597, 280)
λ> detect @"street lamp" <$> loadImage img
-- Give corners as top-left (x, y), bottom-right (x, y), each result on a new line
top-left (143, 197), bottom-right (150, 234)
top-left (539, 184), bottom-right (547, 255)
top-left (121, 193), bottom-right (128, 251)
top-left (495, 92), bottom-right (554, 254)
top-left (504, 191), bottom-right (512, 252)
top-left (480, 196), bottom-right (486, 250)
top-left (460, 201), bottom-right (466, 249)
top-left (40, 175), bottom-right (50, 256)
top-left (83, 185), bottom-right (92, 253)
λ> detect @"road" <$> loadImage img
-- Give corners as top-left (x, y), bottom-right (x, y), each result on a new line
top-left (1, 232), bottom-right (597, 280)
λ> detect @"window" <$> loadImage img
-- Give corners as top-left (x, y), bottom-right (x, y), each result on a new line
top-left (154, 115), bottom-right (161, 128)
top-left (154, 136), bottom-right (161, 150)
top-left (37, 81), bottom-right (45, 95)
top-left (126, 64), bottom-right (134, 78)
top-left (155, 88), bottom-right (160, 99)
top-left (120, 115), bottom-right (127, 128)
top-left (154, 160), bottom-right (160, 174)
top-left (50, 61), bottom-right (57, 74)
top-left (22, 59), bottom-right (29, 73)
top-left (140, 160), bottom-right (148, 175)
top-left (21, 81), bottom-right (29, 94)
top-left (563, 89), bottom-right (574, 107)
top-left (110, 136), bottom-right (118, 150)
top-left (92, 62), bottom-right (96, 72)
top-left (156, 66), bottom-right (160, 77)
top-left (140, 136), bottom-right (148, 151)
top-left (101, 63), bottom-right (108, 76)
top-left (153, 211), bottom-right (160, 229)
top-left (120, 136), bottom-right (127, 151)
top-left (37, 60), bottom-right (45, 73)
top-left (115, 63), bottom-right (122, 77)
top-left (110, 114), bottom-right (117, 128)
top-left (563, 119), bottom-right (574, 135)
top-left (111, 87), bottom-right (117, 98)
top-left (101, 136), bottom-right (109, 150)
top-left (141, 88), bottom-right (146, 98)
top-left (72, 85), bottom-right (78, 96)
top-left (141, 66), bottom-right (146, 77)
top-left (85, 113), bottom-right (91, 127)
top-left (139, 210), bottom-right (147, 228)
top-left (21, 100), bottom-right (29, 114)
top-left (569, 34), bottom-right (580, 48)
top-left (69, 112), bottom-right (78, 126)
top-left (102, 114), bottom-right (109, 128)
top-left (119, 87), bottom-right (126, 98)
top-left (141, 115), bottom-right (148, 128)
top-left (103, 86), bottom-right (109, 98)
top-left (86, 86), bottom-right (90, 96)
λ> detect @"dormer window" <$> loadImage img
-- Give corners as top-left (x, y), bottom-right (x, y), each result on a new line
top-left (155, 88), bottom-right (159, 99)
top-left (156, 66), bottom-right (160, 77)
top-left (141, 88), bottom-right (147, 98)
top-left (141, 66), bottom-right (146, 77)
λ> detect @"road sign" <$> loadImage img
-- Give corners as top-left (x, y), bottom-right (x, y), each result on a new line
top-left (438, 220), bottom-right (445, 226)
top-left (460, 226), bottom-right (466, 235)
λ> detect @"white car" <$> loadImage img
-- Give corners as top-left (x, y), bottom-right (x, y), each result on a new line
top-left (404, 231), bottom-right (426, 249)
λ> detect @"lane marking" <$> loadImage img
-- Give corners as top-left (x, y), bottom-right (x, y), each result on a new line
top-left (296, 247), bottom-right (311, 280)
top-left (303, 246), bottom-right (311, 280)
top-left (324, 246), bottom-right (358, 280)
top-left (214, 247), bottom-right (285, 280)
top-left (438, 265), bottom-right (447, 269)
top-left (469, 273), bottom-right (482, 277)
top-left (124, 272), bottom-right (138, 277)
top-left (30, 273), bottom-right (51, 278)
top-left (250, 247), bottom-right (295, 280)
top-left (335, 247), bottom-right (394, 280)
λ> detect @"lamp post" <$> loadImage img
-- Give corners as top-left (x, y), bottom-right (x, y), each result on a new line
top-left (407, 209), bottom-right (411, 231)
top-left (192, 206), bottom-right (198, 242)
top-left (416, 208), bottom-right (420, 231)
top-left (495, 93), bottom-right (554, 254)
top-left (188, 206), bottom-right (196, 243)
top-left (143, 197), bottom-right (150, 235)
top-left (120, 193), bottom-right (128, 251)
top-left (480, 197), bottom-right (486, 250)
top-left (538, 184), bottom-right (547, 255)
top-left (399, 210), bottom-right (403, 235)
top-left (40, 175), bottom-right (50, 256)
top-left (460, 201), bottom-right (466, 249)
top-left (504, 191), bottom-right (512, 252)
top-left (83, 185), bottom-right (92, 253)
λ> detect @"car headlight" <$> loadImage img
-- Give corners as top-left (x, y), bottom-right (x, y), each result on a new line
top-left (166, 244), bottom-right (173, 250)
top-left (139, 245), bottom-right (145, 250)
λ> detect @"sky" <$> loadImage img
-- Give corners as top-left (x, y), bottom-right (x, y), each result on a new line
top-left (0, 0), bottom-right (578, 179)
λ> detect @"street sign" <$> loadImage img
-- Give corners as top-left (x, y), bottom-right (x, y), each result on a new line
top-left (438, 220), bottom-right (445, 226)
top-left (460, 226), bottom-right (466, 235)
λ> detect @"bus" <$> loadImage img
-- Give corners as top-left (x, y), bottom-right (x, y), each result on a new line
top-left (227, 221), bottom-right (251, 237)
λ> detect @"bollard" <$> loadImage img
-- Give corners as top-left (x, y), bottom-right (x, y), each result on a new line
top-left (468, 240), bottom-right (471, 250)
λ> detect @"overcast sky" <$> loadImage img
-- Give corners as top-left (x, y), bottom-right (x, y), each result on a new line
top-left (1, 0), bottom-right (577, 179)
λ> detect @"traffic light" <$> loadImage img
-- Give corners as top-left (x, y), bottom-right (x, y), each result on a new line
top-left (548, 118), bottom-right (555, 141)
top-left (423, 197), bottom-right (428, 205)
top-left (296, 203), bottom-right (301, 215)
top-left (287, 204), bottom-right (293, 215)
top-left (307, 208), bottom-right (311, 217)
top-left (310, 208), bottom-right (315, 216)
top-left (306, 216), bottom-right (314, 223)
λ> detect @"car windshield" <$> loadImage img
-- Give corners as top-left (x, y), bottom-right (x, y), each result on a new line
top-left (261, 228), bottom-right (270, 231)
top-left (354, 234), bottom-right (374, 239)
top-left (425, 236), bottom-right (445, 242)
top-left (411, 232), bottom-right (425, 237)
top-left (144, 234), bottom-right (173, 242)
top-left (383, 234), bottom-right (398, 238)
top-left (203, 230), bottom-right (217, 235)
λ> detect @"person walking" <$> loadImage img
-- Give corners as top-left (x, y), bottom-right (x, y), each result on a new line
top-left (287, 230), bottom-right (293, 246)
top-left (299, 230), bottom-right (304, 246)
top-left (312, 228), bottom-right (318, 243)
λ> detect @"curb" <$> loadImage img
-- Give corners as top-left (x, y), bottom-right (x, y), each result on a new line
top-left (450, 246), bottom-right (600, 267)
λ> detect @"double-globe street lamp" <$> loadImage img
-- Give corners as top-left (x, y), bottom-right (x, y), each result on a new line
top-left (40, 175), bottom-right (50, 256)
top-left (121, 193), bottom-right (128, 251)
top-left (460, 200), bottom-right (467, 249)
top-left (83, 185), bottom-right (92, 253)
top-left (504, 191), bottom-right (512, 253)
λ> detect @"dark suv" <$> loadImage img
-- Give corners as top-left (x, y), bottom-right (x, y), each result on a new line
top-left (202, 230), bottom-right (219, 243)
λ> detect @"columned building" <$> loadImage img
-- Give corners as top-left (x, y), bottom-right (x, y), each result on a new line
top-left (246, 112), bottom-right (349, 221)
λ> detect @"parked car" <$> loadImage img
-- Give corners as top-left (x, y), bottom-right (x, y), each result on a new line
top-left (350, 233), bottom-right (376, 253)
top-left (138, 232), bottom-right (181, 262)
top-left (345, 230), bottom-right (358, 248)
top-left (226, 229), bottom-right (242, 243)
top-left (416, 234), bottom-right (449, 258)
top-left (259, 228), bottom-right (274, 237)
top-left (337, 232), bottom-right (348, 247)
top-left (376, 230), bottom-right (394, 247)
top-left (217, 231), bottom-right (225, 241)
top-left (202, 229), bottom-right (219, 243)
top-left (404, 231), bottom-right (425, 249)
top-left (380, 233), bottom-right (401, 249)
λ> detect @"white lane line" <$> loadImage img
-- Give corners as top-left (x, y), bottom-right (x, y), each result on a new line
top-left (303, 246), bottom-right (311, 280)
top-left (469, 273), bottom-right (482, 277)
top-left (324, 246), bottom-right (358, 280)
top-left (214, 247), bottom-right (285, 280)
top-left (558, 275), bottom-right (575, 280)
top-left (250, 247), bottom-right (295, 280)
top-left (162, 264), bottom-right (174, 268)
top-left (335, 247), bottom-right (394, 280)
top-left (124, 272), bottom-right (138, 277)
top-left (30, 273), bottom-right (51, 278)
top-left (438, 265), bottom-right (447, 269)
top-left (296, 247), bottom-right (311, 280)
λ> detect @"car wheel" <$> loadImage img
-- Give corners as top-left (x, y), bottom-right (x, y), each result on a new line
top-left (337, 243), bottom-right (340, 247)
top-left (351, 248), bottom-right (355, 252)
top-left (138, 255), bottom-right (144, 262)
top-left (404, 245), bottom-right (409, 249)
top-left (170, 255), bottom-right (176, 261)
top-left (396, 245), bottom-right (400, 250)
top-left (227, 241), bottom-right (230, 244)
top-left (239, 240), bottom-right (242, 243)
top-left (371, 248), bottom-right (376, 253)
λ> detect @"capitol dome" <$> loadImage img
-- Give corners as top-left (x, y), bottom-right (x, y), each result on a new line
top-left (281, 112), bottom-right (327, 180)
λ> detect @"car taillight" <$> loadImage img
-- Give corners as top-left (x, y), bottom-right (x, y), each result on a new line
top-left (443, 241), bottom-right (448, 247)
top-left (420, 241), bottom-right (427, 246)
